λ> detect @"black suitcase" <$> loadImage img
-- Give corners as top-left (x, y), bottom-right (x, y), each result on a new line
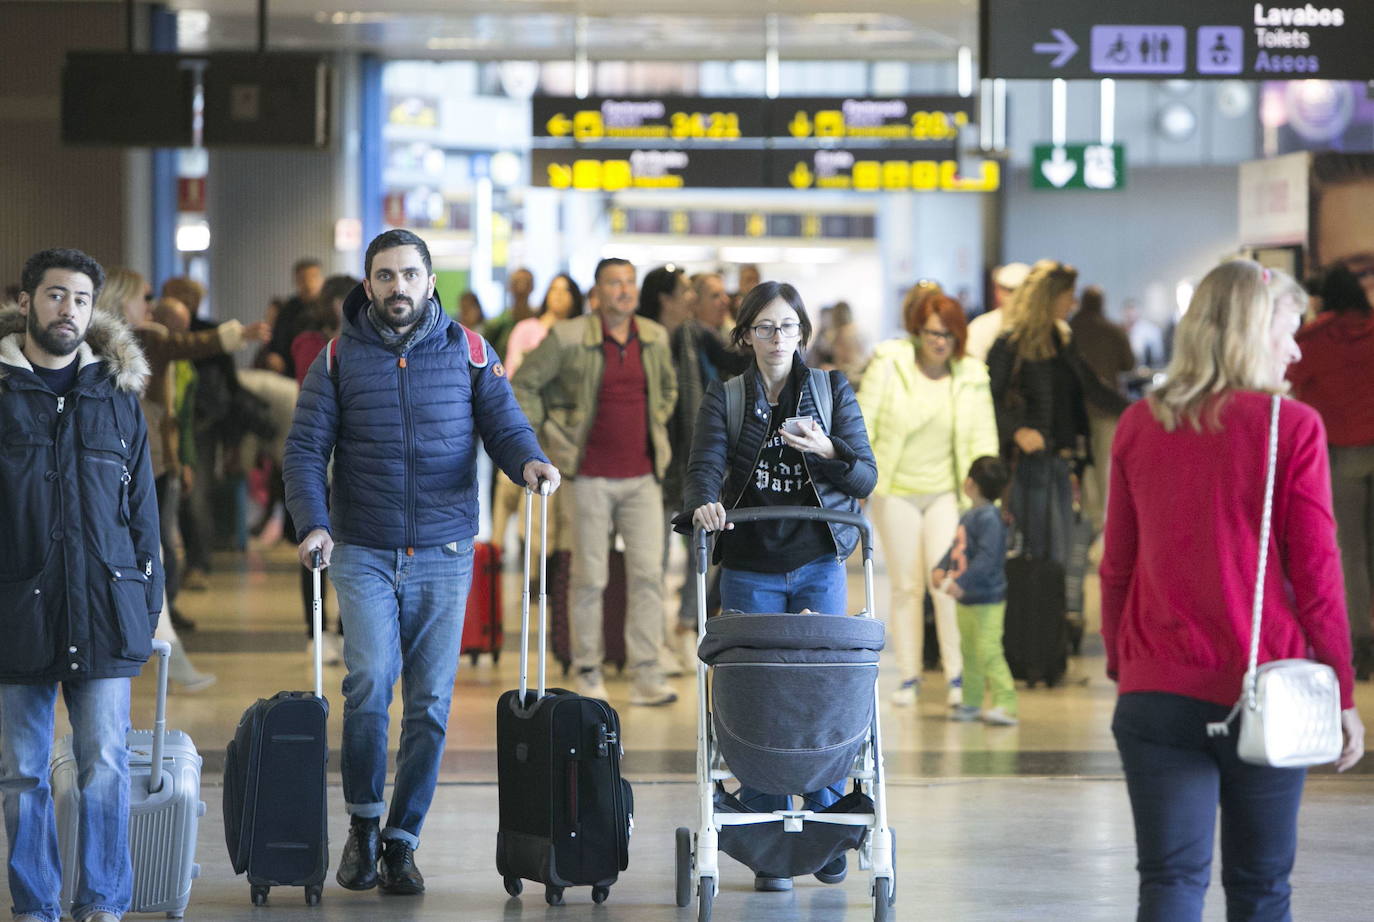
top-left (496, 486), bottom-right (633, 906)
top-left (1002, 555), bottom-right (1069, 687)
top-left (224, 551), bottom-right (330, 906)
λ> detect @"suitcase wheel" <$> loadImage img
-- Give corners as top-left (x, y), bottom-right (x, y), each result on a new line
top-left (504, 876), bottom-right (523, 898)
top-left (250, 885), bottom-right (269, 906)
top-left (305, 883), bottom-right (322, 906)
top-left (592, 885), bottom-right (610, 904)
top-left (545, 884), bottom-right (565, 906)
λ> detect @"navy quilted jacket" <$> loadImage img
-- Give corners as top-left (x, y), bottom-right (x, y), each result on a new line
top-left (283, 286), bottom-right (546, 550)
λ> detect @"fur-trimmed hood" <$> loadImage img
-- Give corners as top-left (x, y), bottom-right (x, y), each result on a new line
top-left (0, 305), bottom-right (150, 394)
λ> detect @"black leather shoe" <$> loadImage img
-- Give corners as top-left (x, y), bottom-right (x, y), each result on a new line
top-left (335, 818), bottom-right (380, 890)
top-left (378, 839), bottom-right (425, 895)
top-left (814, 854), bottom-right (847, 885)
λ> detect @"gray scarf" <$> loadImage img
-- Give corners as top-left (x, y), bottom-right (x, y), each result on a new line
top-left (367, 297), bottom-right (441, 354)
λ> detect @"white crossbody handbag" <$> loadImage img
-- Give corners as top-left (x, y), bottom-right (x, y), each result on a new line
top-left (1205, 395), bottom-right (1343, 768)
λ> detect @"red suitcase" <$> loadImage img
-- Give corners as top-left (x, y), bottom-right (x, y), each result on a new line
top-left (461, 542), bottom-right (504, 665)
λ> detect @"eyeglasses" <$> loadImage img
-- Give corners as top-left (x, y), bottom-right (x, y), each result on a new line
top-left (751, 321), bottom-right (803, 341)
top-left (920, 328), bottom-right (955, 342)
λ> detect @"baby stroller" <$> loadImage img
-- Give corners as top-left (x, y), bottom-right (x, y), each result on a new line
top-left (674, 506), bottom-right (896, 921)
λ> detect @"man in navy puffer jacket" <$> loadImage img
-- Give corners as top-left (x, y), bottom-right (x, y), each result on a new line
top-left (284, 230), bottom-right (557, 895)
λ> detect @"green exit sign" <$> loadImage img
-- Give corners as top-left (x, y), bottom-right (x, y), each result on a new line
top-left (1031, 143), bottom-right (1125, 190)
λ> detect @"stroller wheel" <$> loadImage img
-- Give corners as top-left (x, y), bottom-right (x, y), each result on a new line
top-left (674, 827), bottom-right (693, 907)
top-left (872, 877), bottom-right (893, 922)
top-left (697, 877), bottom-right (714, 922)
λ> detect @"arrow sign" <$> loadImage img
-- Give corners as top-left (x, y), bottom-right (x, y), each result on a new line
top-left (788, 161), bottom-right (814, 189)
top-left (1033, 29), bottom-right (1079, 68)
top-left (788, 112), bottom-right (812, 138)
top-left (1040, 147), bottom-right (1077, 188)
top-left (545, 113), bottom-right (572, 137)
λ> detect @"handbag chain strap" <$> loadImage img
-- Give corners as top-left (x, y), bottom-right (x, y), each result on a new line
top-left (1206, 393), bottom-right (1280, 736)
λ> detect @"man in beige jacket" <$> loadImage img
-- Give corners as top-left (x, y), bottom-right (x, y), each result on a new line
top-left (513, 258), bottom-right (679, 705)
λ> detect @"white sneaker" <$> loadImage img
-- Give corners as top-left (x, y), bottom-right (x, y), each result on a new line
top-left (947, 676), bottom-right (964, 708)
top-left (577, 670), bottom-right (609, 701)
top-left (629, 680), bottom-right (678, 707)
top-left (890, 678), bottom-right (919, 707)
top-left (983, 707), bottom-right (1019, 726)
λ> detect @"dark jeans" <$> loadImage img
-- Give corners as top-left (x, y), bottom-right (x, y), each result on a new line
top-left (155, 472), bottom-right (181, 605)
top-left (1112, 692), bottom-right (1306, 922)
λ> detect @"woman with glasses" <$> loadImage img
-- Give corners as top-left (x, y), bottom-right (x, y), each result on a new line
top-left (678, 280), bottom-right (876, 892)
top-left (858, 289), bottom-right (999, 709)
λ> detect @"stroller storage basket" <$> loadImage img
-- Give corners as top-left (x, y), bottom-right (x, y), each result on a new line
top-left (700, 613), bottom-right (884, 796)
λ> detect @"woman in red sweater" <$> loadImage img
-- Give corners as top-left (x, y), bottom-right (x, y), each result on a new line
top-left (1102, 260), bottom-right (1364, 922)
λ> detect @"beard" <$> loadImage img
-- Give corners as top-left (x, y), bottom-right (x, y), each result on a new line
top-left (373, 292), bottom-right (425, 331)
top-left (27, 311), bottom-right (85, 357)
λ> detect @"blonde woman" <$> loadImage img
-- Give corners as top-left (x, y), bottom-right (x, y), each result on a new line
top-left (860, 291), bottom-right (998, 707)
top-left (1102, 260), bottom-right (1363, 920)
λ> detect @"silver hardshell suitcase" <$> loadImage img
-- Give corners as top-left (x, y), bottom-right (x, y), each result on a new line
top-left (52, 639), bottom-right (205, 919)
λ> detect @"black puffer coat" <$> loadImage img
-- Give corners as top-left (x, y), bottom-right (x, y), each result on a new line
top-left (0, 307), bottom-right (163, 683)
top-left (678, 354), bottom-right (877, 563)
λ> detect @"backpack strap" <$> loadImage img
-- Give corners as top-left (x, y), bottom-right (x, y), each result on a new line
top-left (724, 374), bottom-right (746, 455)
top-left (808, 366), bottom-right (833, 433)
top-left (325, 337), bottom-right (339, 379)
top-left (460, 325), bottom-right (488, 368)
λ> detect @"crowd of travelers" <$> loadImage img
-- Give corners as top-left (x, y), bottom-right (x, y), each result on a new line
top-left (0, 234), bottom-right (1366, 920)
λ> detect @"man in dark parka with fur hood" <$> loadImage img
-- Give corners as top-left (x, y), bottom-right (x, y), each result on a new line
top-left (0, 248), bottom-right (162, 922)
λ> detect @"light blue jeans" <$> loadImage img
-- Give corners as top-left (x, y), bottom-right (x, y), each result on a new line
top-left (719, 554), bottom-right (846, 814)
top-left (330, 540), bottom-right (474, 849)
top-left (0, 678), bottom-right (132, 922)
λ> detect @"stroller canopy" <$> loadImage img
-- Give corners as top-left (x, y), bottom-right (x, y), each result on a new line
top-left (700, 613), bottom-right (885, 796)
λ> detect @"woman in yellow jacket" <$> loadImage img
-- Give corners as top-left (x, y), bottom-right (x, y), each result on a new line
top-left (858, 291), bottom-right (999, 708)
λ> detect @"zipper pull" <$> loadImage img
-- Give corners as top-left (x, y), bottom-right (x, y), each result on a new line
top-left (145, 557), bottom-right (153, 577)
top-left (121, 465), bottom-right (132, 486)
top-left (56, 397), bottom-right (65, 413)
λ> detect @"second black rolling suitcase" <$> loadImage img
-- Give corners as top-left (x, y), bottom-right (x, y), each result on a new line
top-left (496, 485), bottom-right (634, 906)
top-left (1002, 555), bottom-right (1069, 687)
top-left (223, 550), bottom-right (330, 906)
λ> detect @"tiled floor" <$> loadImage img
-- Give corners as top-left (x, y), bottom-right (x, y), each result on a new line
top-left (40, 543), bottom-right (1374, 920)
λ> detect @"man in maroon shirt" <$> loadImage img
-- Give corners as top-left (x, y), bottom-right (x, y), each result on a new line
top-left (513, 258), bottom-right (680, 705)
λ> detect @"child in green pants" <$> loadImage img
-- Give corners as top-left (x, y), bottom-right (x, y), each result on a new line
top-left (933, 457), bottom-right (1019, 726)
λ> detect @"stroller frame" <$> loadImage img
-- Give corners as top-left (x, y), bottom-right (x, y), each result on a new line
top-left (674, 506), bottom-right (896, 921)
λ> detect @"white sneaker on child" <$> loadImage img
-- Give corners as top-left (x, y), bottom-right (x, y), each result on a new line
top-left (983, 707), bottom-right (1019, 726)
top-left (950, 705), bottom-right (982, 722)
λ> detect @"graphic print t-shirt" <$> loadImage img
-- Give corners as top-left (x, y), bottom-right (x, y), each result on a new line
top-left (720, 377), bottom-right (834, 574)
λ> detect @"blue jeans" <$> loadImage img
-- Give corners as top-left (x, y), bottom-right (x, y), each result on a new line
top-left (0, 679), bottom-right (132, 922)
top-left (1113, 692), bottom-right (1307, 922)
top-left (720, 554), bottom-right (846, 815)
top-left (331, 540), bottom-right (474, 849)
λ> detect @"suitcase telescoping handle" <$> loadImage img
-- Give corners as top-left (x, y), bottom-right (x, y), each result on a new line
top-left (148, 638), bottom-right (171, 795)
top-left (519, 480), bottom-right (553, 704)
top-left (311, 549), bottom-right (324, 700)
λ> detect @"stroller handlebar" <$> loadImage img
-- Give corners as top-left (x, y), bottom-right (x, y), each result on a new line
top-left (692, 505), bottom-right (875, 572)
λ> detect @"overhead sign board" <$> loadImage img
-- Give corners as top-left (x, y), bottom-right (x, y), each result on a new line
top-left (770, 148), bottom-right (999, 192)
top-left (530, 148), bottom-right (767, 190)
top-left (532, 96), bottom-right (767, 141)
top-left (767, 97), bottom-right (972, 143)
top-left (981, 1), bottom-right (1374, 81)
top-left (1031, 144), bottom-right (1126, 190)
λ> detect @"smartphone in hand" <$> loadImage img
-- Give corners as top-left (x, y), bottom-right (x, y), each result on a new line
top-left (782, 416), bottom-right (814, 437)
